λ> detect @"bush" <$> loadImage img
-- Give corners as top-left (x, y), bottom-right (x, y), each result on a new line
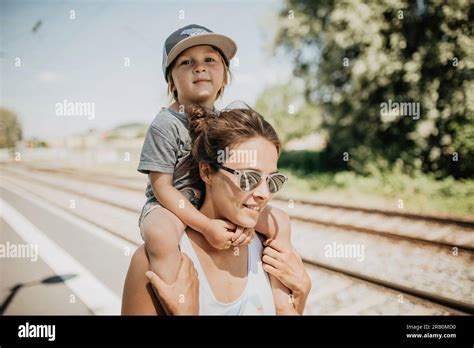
top-left (278, 150), bottom-right (347, 174)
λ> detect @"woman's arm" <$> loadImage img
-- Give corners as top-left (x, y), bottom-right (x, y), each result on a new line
top-left (262, 239), bottom-right (312, 315)
top-left (268, 273), bottom-right (299, 315)
top-left (255, 207), bottom-right (299, 315)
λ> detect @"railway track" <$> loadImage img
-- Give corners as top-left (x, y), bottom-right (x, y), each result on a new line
top-left (1, 163), bottom-right (473, 315)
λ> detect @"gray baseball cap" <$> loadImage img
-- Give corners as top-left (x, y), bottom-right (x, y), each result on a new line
top-left (162, 24), bottom-right (237, 81)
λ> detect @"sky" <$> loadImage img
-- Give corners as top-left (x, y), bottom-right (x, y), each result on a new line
top-left (1, 0), bottom-right (294, 139)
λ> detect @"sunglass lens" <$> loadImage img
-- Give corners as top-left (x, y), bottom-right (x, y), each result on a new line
top-left (240, 172), bottom-right (261, 191)
top-left (269, 175), bottom-right (286, 193)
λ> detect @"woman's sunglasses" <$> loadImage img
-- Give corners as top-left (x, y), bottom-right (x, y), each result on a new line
top-left (215, 164), bottom-right (288, 194)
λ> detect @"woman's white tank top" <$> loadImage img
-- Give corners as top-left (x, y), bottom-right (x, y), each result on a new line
top-left (179, 232), bottom-right (276, 315)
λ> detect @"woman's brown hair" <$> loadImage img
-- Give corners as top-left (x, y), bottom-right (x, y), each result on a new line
top-left (185, 103), bottom-right (281, 193)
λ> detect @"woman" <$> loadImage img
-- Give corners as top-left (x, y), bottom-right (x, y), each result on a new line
top-left (122, 105), bottom-right (311, 315)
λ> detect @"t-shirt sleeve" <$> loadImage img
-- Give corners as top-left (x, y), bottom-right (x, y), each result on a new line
top-left (137, 123), bottom-right (178, 174)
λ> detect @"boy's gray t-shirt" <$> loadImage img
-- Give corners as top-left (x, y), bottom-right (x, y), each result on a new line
top-left (138, 107), bottom-right (199, 208)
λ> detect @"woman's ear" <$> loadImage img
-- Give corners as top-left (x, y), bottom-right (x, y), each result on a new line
top-left (199, 162), bottom-right (212, 185)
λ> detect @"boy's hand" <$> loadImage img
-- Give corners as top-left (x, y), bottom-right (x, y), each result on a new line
top-left (232, 227), bottom-right (255, 246)
top-left (202, 219), bottom-right (237, 249)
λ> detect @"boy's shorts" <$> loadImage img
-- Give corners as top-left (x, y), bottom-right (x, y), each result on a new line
top-left (138, 187), bottom-right (203, 240)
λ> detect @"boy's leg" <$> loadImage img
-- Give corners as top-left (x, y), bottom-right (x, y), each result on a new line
top-left (140, 207), bottom-right (186, 285)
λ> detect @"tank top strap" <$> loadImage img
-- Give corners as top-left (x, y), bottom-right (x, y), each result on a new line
top-left (179, 232), bottom-right (215, 298)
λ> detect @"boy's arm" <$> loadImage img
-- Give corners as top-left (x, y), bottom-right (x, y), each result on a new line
top-left (149, 172), bottom-right (210, 233)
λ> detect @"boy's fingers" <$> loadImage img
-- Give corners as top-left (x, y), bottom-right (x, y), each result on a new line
top-left (225, 231), bottom-right (236, 240)
top-left (218, 232), bottom-right (234, 249)
top-left (245, 228), bottom-right (255, 239)
top-left (222, 220), bottom-right (236, 231)
top-left (233, 232), bottom-right (247, 245)
top-left (232, 226), bottom-right (244, 241)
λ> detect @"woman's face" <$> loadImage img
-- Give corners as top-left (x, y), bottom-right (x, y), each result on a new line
top-left (201, 137), bottom-right (279, 228)
top-left (171, 45), bottom-right (225, 105)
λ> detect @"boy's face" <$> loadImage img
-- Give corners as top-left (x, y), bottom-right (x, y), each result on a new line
top-left (170, 45), bottom-right (225, 105)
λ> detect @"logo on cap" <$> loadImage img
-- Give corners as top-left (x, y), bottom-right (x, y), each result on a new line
top-left (180, 28), bottom-right (208, 37)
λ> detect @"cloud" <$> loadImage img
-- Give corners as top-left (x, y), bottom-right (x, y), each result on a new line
top-left (37, 71), bottom-right (64, 83)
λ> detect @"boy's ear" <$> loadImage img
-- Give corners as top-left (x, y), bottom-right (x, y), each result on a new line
top-left (199, 162), bottom-right (212, 185)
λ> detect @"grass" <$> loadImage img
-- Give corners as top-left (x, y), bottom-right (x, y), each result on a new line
top-left (277, 168), bottom-right (474, 218)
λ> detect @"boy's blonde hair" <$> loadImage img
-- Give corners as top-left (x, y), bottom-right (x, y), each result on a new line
top-left (166, 46), bottom-right (231, 103)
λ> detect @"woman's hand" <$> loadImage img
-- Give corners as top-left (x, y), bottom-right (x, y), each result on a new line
top-left (262, 239), bottom-right (312, 314)
top-left (145, 252), bottom-right (199, 315)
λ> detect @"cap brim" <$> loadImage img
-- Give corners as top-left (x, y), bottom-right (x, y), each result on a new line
top-left (166, 33), bottom-right (237, 68)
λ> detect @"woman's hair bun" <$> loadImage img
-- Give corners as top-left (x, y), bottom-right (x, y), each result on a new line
top-left (186, 104), bottom-right (216, 139)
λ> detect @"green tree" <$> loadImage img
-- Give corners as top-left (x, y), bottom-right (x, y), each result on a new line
top-left (0, 107), bottom-right (22, 156)
top-left (274, 0), bottom-right (473, 178)
top-left (255, 82), bottom-right (321, 148)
